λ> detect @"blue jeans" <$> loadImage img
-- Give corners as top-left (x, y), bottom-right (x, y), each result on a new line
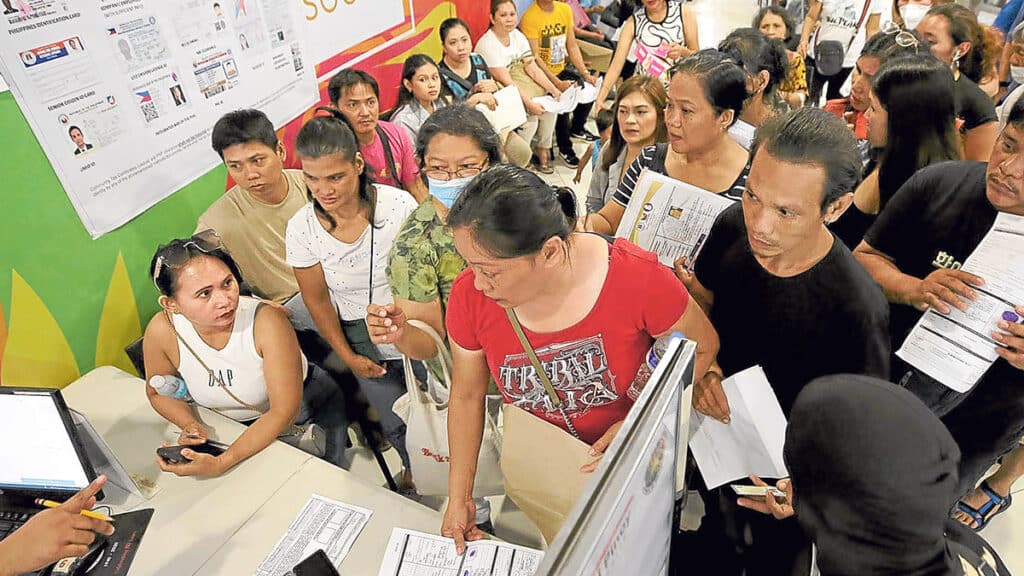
top-left (354, 359), bottom-right (426, 471)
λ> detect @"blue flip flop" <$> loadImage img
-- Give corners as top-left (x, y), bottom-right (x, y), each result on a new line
top-left (955, 480), bottom-right (1013, 531)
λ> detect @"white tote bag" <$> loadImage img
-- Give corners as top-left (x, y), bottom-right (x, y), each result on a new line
top-left (393, 319), bottom-right (504, 497)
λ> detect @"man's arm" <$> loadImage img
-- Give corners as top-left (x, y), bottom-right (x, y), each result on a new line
top-left (853, 240), bottom-right (984, 314)
top-left (526, 36), bottom-right (568, 86)
top-left (566, 25), bottom-right (597, 84)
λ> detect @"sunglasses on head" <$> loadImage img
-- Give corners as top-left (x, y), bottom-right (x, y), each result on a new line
top-left (152, 229), bottom-right (223, 286)
top-left (882, 21), bottom-right (921, 50)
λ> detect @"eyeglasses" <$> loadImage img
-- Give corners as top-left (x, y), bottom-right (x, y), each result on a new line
top-left (152, 229), bottom-right (223, 285)
top-left (423, 164), bottom-right (486, 181)
top-left (882, 21), bottom-right (920, 49)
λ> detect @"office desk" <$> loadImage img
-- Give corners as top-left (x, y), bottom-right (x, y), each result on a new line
top-left (62, 367), bottom-right (442, 575)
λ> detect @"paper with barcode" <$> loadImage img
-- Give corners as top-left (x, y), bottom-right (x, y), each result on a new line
top-left (253, 494), bottom-right (371, 576)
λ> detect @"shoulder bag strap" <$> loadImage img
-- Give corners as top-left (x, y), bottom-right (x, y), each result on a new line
top-left (848, 1), bottom-right (873, 50)
top-left (375, 124), bottom-right (401, 186)
top-left (440, 62), bottom-right (476, 95)
top-left (164, 310), bottom-right (262, 413)
top-left (505, 308), bottom-right (581, 439)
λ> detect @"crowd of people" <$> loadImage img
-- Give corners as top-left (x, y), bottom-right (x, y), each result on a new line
top-left (8, 0), bottom-right (1024, 574)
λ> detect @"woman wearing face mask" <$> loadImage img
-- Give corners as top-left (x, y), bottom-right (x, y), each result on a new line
top-left (438, 164), bottom-right (719, 551)
top-left (831, 55), bottom-right (960, 249)
top-left (718, 28), bottom-right (790, 151)
top-left (754, 5), bottom-right (809, 108)
top-left (144, 232), bottom-right (351, 477)
top-left (437, 17), bottom-right (531, 168)
top-left (892, 0), bottom-right (949, 31)
top-left (917, 4), bottom-right (1000, 161)
top-left (586, 74), bottom-right (667, 213)
top-left (739, 374), bottom-right (1011, 576)
top-left (587, 50), bottom-right (751, 236)
top-left (286, 109), bottom-right (422, 493)
top-left (366, 105), bottom-right (502, 531)
top-left (368, 105), bottom-right (501, 386)
top-left (390, 54), bottom-right (453, 145)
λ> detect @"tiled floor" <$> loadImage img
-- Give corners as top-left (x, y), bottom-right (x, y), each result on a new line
top-left (345, 0), bottom-right (1024, 571)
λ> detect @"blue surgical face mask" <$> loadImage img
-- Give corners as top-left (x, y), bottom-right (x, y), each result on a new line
top-left (428, 175), bottom-right (475, 208)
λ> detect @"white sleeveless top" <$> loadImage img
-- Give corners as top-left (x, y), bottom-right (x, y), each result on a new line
top-left (173, 296), bottom-right (307, 422)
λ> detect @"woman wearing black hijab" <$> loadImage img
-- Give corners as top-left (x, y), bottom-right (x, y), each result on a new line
top-left (741, 374), bottom-right (1009, 576)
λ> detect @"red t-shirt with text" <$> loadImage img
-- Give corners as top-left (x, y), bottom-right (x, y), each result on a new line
top-left (446, 238), bottom-right (689, 445)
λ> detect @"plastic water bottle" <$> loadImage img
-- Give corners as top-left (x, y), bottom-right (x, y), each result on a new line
top-left (149, 375), bottom-right (192, 402)
top-left (627, 332), bottom-right (685, 400)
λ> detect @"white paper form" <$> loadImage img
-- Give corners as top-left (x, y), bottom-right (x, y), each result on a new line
top-left (615, 169), bottom-right (735, 268)
top-left (897, 212), bottom-right (1024, 392)
top-left (253, 494), bottom-right (371, 576)
top-left (378, 529), bottom-right (543, 576)
top-left (533, 84), bottom-right (578, 114)
top-left (688, 366), bottom-right (789, 489)
top-left (475, 85), bottom-right (527, 133)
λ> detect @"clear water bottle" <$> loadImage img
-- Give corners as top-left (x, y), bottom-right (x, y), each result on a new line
top-left (628, 332), bottom-right (685, 400)
top-left (149, 375), bottom-right (192, 402)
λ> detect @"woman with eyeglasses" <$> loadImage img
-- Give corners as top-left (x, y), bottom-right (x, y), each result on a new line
top-left (143, 231), bottom-right (351, 477)
top-left (365, 105), bottom-right (502, 531)
top-left (286, 109), bottom-right (421, 493)
top-left (832, 55), bottom-right (960, 249)
top-left (587, 50), bottom-right (751, 237)
top-left (437, 164), bottom-right (718, 551)
top-left (916, 3), bottom-right (999, 161)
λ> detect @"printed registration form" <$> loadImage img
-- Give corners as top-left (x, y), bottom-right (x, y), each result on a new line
top-left (378, 528), bottom-right (543, 576)
top-left (897, 212), bottom-right (1024, 392)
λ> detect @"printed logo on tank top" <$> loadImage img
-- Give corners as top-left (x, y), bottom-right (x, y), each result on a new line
top-left (932, 250), bottom-right (964, 271)
top-left (498, 335), bottom-right (619, 414)
top-left (208, 368), bottom-right (235, 387)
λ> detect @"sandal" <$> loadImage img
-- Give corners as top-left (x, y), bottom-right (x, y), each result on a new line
top-left (532, 162), bottom-right (555, 175)
top-left (954, 480), bottom-right (1013, 531)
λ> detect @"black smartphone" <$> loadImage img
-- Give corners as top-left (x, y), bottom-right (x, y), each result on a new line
top-left (293, 549), bottom-right (340, 576)
top-left (156, 441), bottom-right (227, 464)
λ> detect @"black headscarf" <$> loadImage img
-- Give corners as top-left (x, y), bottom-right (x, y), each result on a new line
top-left (785, 374), bottom-right (961, 576)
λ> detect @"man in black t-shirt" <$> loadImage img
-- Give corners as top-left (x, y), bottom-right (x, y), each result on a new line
top-left (681, 108), bottom-right (891, 575)
top-left (855, 99), bottom-right (1024, 528)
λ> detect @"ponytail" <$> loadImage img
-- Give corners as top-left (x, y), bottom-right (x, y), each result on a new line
top-left (448, 163), bottom-right (577, 258)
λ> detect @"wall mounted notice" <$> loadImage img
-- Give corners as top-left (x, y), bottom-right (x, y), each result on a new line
top-left (0, 0), bottom-right (317, 238)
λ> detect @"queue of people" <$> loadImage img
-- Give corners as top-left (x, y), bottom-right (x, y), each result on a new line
top-left (11, 1), bottom-right (1024, 574)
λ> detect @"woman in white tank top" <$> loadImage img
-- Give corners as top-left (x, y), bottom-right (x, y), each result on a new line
top-left (143, 231), bottom-right (349, 476)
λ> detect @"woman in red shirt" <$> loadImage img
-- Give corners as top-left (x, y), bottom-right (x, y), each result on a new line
top-left (439, 164), bottom-right (718, 550)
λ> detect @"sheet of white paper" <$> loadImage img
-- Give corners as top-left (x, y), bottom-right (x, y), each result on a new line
top-left (614, 169), bottom-right (735, 267)
top-left (253, 494), bottom-right (371, 576)
top-left (378, 528), bottom-right (544, 576)
top-left (576, 79), bottom-right (601, 105)
top-left (688, 366), bottom-right (789, 489)
top-left (475, 85), bottom-right (527, 133)
top-left (896, 212), bottom-right (1024, 392)
top-left (533, 85), bottom-right (578, 114)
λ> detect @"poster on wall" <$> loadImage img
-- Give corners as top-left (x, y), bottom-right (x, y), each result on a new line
top-left (0, 0), bottom-right (317, 238)
top-left (302, 0), bottom-right (411, 80)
